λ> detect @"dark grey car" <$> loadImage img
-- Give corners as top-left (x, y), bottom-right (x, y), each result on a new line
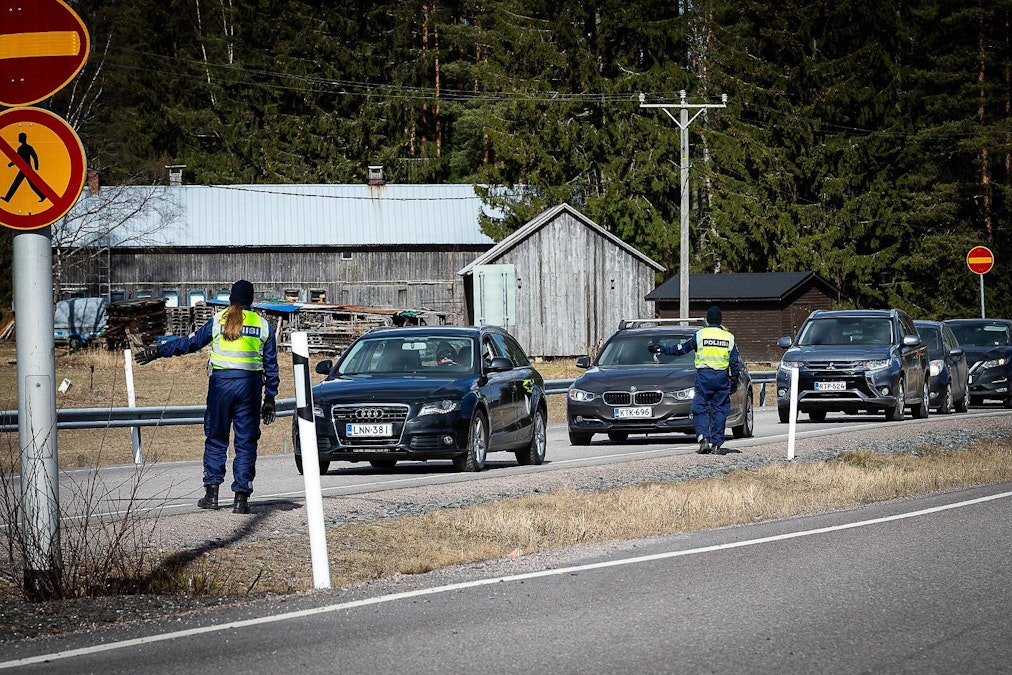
top-left (914, 320), bottom-right (969, 414)
top-left (566, 321), bottom-right (753, 445)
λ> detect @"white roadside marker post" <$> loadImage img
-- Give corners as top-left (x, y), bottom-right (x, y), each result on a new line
top-left (787, 367), bottom-right (799, 461)
top-left (292, 331), bottom-right (331, 589)
top-left (124, 350), bottom-right (142, 464)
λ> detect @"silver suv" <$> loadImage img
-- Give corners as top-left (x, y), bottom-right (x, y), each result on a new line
top-left (775, 309), bottom-right (930, 422)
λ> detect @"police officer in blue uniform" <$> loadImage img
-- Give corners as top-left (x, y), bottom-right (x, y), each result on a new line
top-left (136, 280), bottom-right (279, 513)
top-left (649, 306), bottom-right (742, 455)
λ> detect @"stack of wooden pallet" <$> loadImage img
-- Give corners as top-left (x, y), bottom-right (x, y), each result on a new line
top-left (103, 298), bottom-right (168, 349)
top-left (166, 306), bottom-right (194, 336)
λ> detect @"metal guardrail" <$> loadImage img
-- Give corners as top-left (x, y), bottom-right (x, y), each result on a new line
top-left (0, 372), bottom-right (777, 432)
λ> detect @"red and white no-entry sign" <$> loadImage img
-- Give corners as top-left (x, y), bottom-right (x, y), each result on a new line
top-left (966, 246), bottom-right (994, 275)
top-left (0, 107), bottom-right (86, 230)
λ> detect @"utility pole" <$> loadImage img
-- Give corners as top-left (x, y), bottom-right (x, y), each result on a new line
top-left (640, 91), bottom-right (727, 319)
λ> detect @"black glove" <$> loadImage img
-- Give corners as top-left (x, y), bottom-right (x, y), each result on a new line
top-left (261, 395), bottom-right (276, 426)
top-left (647, 342), bottom-right (661, 354)
top-left (135, 344), bottom-right (161, 365)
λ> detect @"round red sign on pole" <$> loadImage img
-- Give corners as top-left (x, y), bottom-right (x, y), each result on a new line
top-left (0, 0), bottom-right (91, 107)
top-left (0, 107), bottom-right (86, 231)
top-left (967, 246), bottom-right (995, 275)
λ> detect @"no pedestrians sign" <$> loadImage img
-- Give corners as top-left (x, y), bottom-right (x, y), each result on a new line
top-left (0, 107), bottom-right (86, 230)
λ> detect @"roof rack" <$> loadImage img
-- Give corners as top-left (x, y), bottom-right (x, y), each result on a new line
top-left (618, 317), bottom-right (706, 330)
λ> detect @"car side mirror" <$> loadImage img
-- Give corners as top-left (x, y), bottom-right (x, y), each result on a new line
top-left (902, 334), bottom-right (922, 348)
top-left (949, 347), bottom-right (964, 357)
top-left (486, 356), bottom-right (514, 373)
top-left (315, 359), bottom-right (333, 375)
top-left (576, 356), bottom-right (591, 369)
top-left (777, 336), bottom-right (793, 350)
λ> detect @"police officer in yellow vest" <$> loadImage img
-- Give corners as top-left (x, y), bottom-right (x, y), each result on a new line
top-left (649, 306), bottom-right (742, 455)
top-left (136, 280), bottom-right (280, 513)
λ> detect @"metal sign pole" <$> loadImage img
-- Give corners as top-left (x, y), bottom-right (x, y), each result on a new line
top-left (979, 274), bottom-right (986, 319)
top-left (14, 227), bottom-right (61, 599)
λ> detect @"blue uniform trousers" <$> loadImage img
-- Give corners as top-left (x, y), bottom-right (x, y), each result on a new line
top-left (203, 370), bottom-right (262, 494)
top-left (692, 367), bottom-right (731, 448)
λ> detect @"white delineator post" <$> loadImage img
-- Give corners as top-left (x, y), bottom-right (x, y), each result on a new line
top-left (787, 367), bottom-right (799, 461)
top-left (124, 350), bottom-right (142, 464)
top-left (291, 331), bottom-right (331, 589)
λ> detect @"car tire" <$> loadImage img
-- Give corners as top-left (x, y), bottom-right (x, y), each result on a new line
top-left (515, 407), bottom-right (547, 466)
top-left (970, 395), bottom-right (983, 407)
top-left (912, 376), bottom-right (930, 419)
top-left (569, 430), bottom-right (593, 446)
top-left (294, 455), bottom-right (330, 476)
top-left (732, 391), bottom-right (754, 438)
top-left (68, 335), bottom-right (84, 351)
top-left (955, 392), bottom-right (969, 413)
top-left (777, 406), bottom-right (792, 424)
top-left (369, 459), bottom-right (397, 469)
top-left (607, 431), bottom-right (629, 443)
top-left (885, 380), bottom-right (905, 421)
top-left (808, 411), bottom-right (827, 422)
top-left (938, 382), bottom-right (953, 415)
top-left (453, 411), bottom-right (488, 472)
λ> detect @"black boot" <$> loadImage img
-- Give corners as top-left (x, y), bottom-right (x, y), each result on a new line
top-left (197, 485), bottom-right (219, 510)
top-left (233, 492), bottom-right (251, 514)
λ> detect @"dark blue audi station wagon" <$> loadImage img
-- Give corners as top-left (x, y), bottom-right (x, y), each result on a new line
top-left (293, 325), bottom-right (547, 474)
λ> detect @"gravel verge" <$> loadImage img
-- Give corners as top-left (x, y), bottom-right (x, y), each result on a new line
top-left (3, 413), bottom-right (1011, 646)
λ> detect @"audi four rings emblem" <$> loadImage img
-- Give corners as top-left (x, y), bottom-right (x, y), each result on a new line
top-left (355, 408), bottom-right (384, 420)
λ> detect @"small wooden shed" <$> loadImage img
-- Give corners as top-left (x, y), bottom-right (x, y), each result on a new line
top-left (458, 204), bottom-right (664, 358)
top-left (645, 272), bottom-right (840, 362)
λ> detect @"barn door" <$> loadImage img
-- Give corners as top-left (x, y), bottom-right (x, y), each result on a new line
top-left (473, 264), bottom-right (516, 329)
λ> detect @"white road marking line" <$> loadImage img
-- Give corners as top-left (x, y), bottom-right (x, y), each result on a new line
top-left (3, 487), bottom-right (1009, 669)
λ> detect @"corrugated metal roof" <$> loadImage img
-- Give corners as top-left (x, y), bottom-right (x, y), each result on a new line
top-left (65, 183), bottom-right (498, 247)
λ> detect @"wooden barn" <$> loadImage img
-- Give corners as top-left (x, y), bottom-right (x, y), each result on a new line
top-left (645, 272), bottom-right (840, 362)
top-left (458, 204), bottom-right (664, 357)
top-left (54, 175), bottom-right (496, 326)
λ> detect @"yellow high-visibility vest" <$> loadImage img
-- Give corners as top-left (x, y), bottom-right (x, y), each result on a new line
top-left (694, 326), bottom-right (733, 370)
top-left (209, 309), bottom-right (269, 371)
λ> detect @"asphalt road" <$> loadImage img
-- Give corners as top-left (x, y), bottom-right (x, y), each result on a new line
top-left (4, 482), bottom-right (1010, 673)
top-left (41, 404), bottom-right (1012, 520)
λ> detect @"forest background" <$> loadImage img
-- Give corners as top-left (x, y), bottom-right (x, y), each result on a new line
top-left (3, 0), bottom-right (1010, 319)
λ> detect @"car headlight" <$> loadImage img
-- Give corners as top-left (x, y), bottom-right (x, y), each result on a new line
top-left (666, 387), bottom-right (695, 401)
top-left (568, 388), bottom-right (597, 402)
top-left (780, 360), bottom-right (803, 369)
top-left (419, 400), bottom-right (461, 415)
top-left (860, 359), bottom-right (890, 371)
top-left (313, 404), bottom-right (325, 418)
top-left (982, 357), bottom-right (1008, 369)
top-left (929, 359), bottom-right (943, 377)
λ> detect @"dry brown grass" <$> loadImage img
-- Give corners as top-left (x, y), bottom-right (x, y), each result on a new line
top-left (193, 439), bottom-right (1012, 596)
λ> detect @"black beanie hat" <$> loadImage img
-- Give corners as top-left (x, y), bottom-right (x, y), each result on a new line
top-left (706, 305), bottom-right (722, 326)
top-left (230, 279), bottom-right (254, 306)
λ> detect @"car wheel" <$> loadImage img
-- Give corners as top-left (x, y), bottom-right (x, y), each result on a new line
top-left (569, 430), bottom-right (593, 446)
top-left (938, 382), bottom-right (953, 415)
top-left (318, 460), bottom-right (331, 475)
top-left (453, 411), bottom-right (488, 472)
top-left (885, 380), bottom-right (905, 421)
top-left (777, 406), bottom-right (792, 424)
top-left (970, 395), bottom-right (983, 407)
top-left (732, 391), bottom-right (754, 438)
top-left (68, 335), bottom-right (84, 351)
top-left (808, 411), bottom-right (827, 422)
top-left (515, 407), bottom-right (547, 466)
top-left (369, 459), bottom-right (397, 469)
top-left (607, 431), bottom-right (629, 443)
top-left (912, 376), bottom-right (930, 419)
top-left (955, 392), bottom-right (969, 413)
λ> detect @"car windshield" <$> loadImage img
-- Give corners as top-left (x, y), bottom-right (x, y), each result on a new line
top-left (796, 317), bottom-right (893, 346)
top-left (947, 322), bottom-right (1011, 347)
top-left (596, 334), bottom-right (695, 367)
top-left (335, 335), bottom-right (476, 377)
